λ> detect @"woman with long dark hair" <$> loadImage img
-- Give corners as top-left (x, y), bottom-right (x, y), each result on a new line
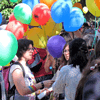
top-left (52, 38), bottom-right (88, 100)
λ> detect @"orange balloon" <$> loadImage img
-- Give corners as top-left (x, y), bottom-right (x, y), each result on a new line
top-left (73, 3), bottom-right (82, 10)
top-left (94, 0), bottom-right (100, 10)
top-left (40, 0), bottom-right (57, 9)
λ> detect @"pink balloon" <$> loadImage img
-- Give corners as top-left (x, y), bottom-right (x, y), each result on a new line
top-left (6, 20), bottom-right (24, 40)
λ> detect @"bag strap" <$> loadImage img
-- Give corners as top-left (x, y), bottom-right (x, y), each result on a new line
top-left (7, 62), bottom-right (25, 99)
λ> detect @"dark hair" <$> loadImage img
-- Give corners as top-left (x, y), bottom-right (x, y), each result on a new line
top-left (60, 31), bottom-right (72, 43)
top-left (75, 58), bottom-right (100, 100)
top-left (60, 43), bottom-right (69, 66)
top-left (69, 38), bottom-right (88, 72)
top-left (16, 39), bottom-right (33, 60)
top-left (96, 40), bottom-right (100, 59)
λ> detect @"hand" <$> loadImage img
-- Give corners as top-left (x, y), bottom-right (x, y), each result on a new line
top-left (43, 80), bottom-right (55, 88)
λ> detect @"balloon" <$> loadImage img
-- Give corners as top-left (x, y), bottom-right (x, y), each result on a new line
top-left (9, 13), bottom-right (16, 22)
top-left (26, 17), bottom-right (62, 48)
top-left (32, 3), bottom-right (50, 25)
top-left (13, 3), bottom-right (32, 24)
top-left (40, 0), bottom-right (57, 9)
top-left (51, 0), bottom-right (72, 23)
top-left (94, 0), bottom-right (100, 10)
top-left (23, 24), bottom-right (28, 32)
top-left (27, 27), bottom-right (47, 48)
top-left (0, 12), bottom-right (2, 24)
top-left (47, 35), bottom-right (66, 58)
top-left (86, 0), bottom-right (100, 17)
top-left (9, 13), bottom-right (28, 32)
top-left (6, 20), bottom-right (24, 40)
top-left (22, 0), bottom-right (39, 10)
top-left (43, 17), bottom-right (62, 37)
top-left (73, 3), bottom-right (82, 10)
top-left (64, 7), bottom-right (84, 32)
top-left (83, 6), bottom-right (88, 14)
top-left (10, 0), bottom-right (18, 2)
top-left (84, 18), bottom-right (87, 23)
top-left (0, 30), bottom-right (18, 66)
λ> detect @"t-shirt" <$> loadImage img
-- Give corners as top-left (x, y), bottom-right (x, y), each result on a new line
top-left (9, 63), bottom-right (36, 100)
top-left (52, 64), bottom-right (82, 100)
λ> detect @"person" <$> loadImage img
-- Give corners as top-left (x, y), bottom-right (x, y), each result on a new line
top-left (75, 58), bottom-right (100, 100)
top-left (52, 38), bottom-right (88, 100)
top-left (50, 43), bottom-right (70, 100)
top-left (9, 39), bottom-right (54, 100)
top-left (83, 34), bottom-right (95, 60)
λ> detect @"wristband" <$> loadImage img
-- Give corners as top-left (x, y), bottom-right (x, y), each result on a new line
top-left (29, 84), bottom-right (37, 92)
top-left (41, 81), bottom-right (44, 89)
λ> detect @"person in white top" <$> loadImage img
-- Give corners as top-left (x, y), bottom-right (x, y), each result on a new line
top-left (9, 39), bottom-right (54, 100)
top-left (52, 38), bottom-right (88, 100)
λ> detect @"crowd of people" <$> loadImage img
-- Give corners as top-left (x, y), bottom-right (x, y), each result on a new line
top-left (1, 20), bottom-right (100, 100)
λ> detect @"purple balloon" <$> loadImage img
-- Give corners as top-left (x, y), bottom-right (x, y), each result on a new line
top-left (47, 35), bottom-right (66, 58)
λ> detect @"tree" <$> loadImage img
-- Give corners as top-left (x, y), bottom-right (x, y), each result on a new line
top-left (0, 0), bottom-right (22, 23)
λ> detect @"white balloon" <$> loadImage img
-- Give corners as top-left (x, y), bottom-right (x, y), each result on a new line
top-left (83, 6), bottom-right (88, 14)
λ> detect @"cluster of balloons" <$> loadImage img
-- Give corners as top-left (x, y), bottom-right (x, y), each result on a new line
top-left (51, 0), bottom-right (84, 32)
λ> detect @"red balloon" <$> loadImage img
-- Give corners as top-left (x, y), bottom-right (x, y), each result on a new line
top-left (32, 3), bottom-right (50, 25)
top-left (22, 24), bottom-right (28, 32)
top-left (9, 13), bottom-right (28, 32)
top-left (9, 13), bottom-right (16, 22)
top-left (6, 20), bottom-right (24, 40)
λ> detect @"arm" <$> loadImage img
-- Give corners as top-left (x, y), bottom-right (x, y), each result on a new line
top-left (12, 69), bottom-right (54, 96)
top-left (52, 67), bottom-right (67, 94)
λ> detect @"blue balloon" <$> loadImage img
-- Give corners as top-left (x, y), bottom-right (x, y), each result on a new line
top-left (51, 0), bottom-right (72, 23)
top-left (47, 35), bottom-right (66, 58)
top-left (0, 13), bottom-right (2, 24)
top-left (64, 7), bottom-right (84, 32)
top-left (22, 0), bottom-right (39, 10)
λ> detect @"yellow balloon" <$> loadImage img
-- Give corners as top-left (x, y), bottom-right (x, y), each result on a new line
top-left (42, 17), bottom-right (62, 37)
top-left (26, 17), bottom-right (62, 48)
top-left (86, 0), bottom-right (100, 17)
top-left (26, 27), bottom-right (47, 48)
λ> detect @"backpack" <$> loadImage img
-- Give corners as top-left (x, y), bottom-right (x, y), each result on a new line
top-left (2, 62), bottom-right (25, 100)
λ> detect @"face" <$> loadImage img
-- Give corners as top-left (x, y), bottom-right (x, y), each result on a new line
top-left (63, 45), bottom-right (69, 61)
top-left (23, 44), bottom-right (34, 61)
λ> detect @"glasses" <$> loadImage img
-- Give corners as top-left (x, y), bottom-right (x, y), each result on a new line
top-left (27, 48), bottom-right (35, 51)
top-left (63, 50), bottom-right (69, 54)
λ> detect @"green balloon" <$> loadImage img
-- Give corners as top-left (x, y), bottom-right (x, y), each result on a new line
top-left (13, 3), bottom-right (32, 24)
top-left (10, 0), bottom-right (18, 3)
top-left (0, 30), bottom-right (18, 66)
top-left (72, 7), bottom-right (83, 15)
top-left (84, 18), bottom-right (86, 23)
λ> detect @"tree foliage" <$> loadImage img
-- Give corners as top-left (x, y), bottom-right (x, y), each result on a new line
top-left (0, 0), bottom-right (22, 22)
top-left (0, 0), bottom-right (96, 23)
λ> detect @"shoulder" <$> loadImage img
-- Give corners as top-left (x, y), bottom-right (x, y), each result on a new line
top-left (10, 64), bottom-right (22, 74)
top-left (60, 64), bottom-right (72, 72)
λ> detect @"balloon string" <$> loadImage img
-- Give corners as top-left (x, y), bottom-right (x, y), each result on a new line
top-left (90, 12), bottom-right (97, 57)
top-left (52, 23), bottom-right (56, 36)
top-left (36, 33), bottom-right (45, 47)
